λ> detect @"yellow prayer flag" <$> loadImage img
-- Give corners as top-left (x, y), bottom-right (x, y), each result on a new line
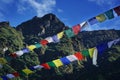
top-left (0, 77), bottom-right (2, 80)
top-left (57, 31), bottom-right (64, 39)
top-left (27, 45), bottom-right (36, 51)
top-left (22, 68), bottom-right (33, 75)
top-left (88, 48), bottom-right (95, 58)
top-left (53, 59), bottom-right (63, 67)
top-left (0, 58), bottom-right (7, 64)
top-left (96, 14), bottom-right (106, 22)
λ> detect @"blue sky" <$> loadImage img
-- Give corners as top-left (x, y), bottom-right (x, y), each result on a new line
top-left (0, 0), bottom-right (120, 31)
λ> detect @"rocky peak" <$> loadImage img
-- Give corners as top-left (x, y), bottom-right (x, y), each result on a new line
top-left (16, 13), bottom-right (66, 38)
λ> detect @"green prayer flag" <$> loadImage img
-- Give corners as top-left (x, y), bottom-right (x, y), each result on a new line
top-left (81, 50), bottom-right (89, 56)
top-left (35, 43), bottom-right (42, 48)
top-left (47, 62), bottom-right (56, 67)
top-left (105, 9), bottom-right (114, 19)
top-left (65, 29), bottom-right (75, 38)
top-left (96, 14), bottom-right (107, 22)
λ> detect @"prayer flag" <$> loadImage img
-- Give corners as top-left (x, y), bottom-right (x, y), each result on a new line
top-left (105, 9), bottom-right (114, 19)
top-left (27, 45), bottom-right (36, 51)
top-left (0, 77), bottom-right (2, 80)
top-left (0, 58), bottom-right (7, 64)
top-left (60, 57), bottom-right (71, 65)
top-left (108, 38), bottom-right (120, 48)
top-left (92, 47), bottom-right (98, 66)
top-left (66, 55), bottom-right (78, 62)
top-left (96, 14), bottom-right (107, 22)
top-left (81, 50), bottom-right (89, 57)
top-left (88, 17), bottom-right (98, 25)
top-left (35, 43), bottom-right (42, 48)
top-left (52, 35), bottom-right (60, 43)
top-left (41, 63), bottom-right (50, 69)
top-left (65, 29), bottom-right (75, 38)
top-left (80, 21), bottom-right (89, 29)
top-left (12, 72), bottom-right (19, 77)
top-left (47, 61), bottom-right (56, 67)
top-left (22, 48), bottom-right (30, 53)
top-left (52, 59), bottom-right (63, 67)
top-left (10, 53), bottom-right (17, 58)
top-left (114, 6), bottom-right (120, 16)
top-left (45, 37), bottom-right (54, 43)
top-left (22, 69), bottom-right (33, 75)
top-left (57, 31), bottom-right (64, 39)
top-left (6, 74), bottom-right (15, 79)
top-left (72, 24), bottom-right (81, 35)
top-left (1, 76), bottom-right (8, 80)
top-left (96, 42), bottom-right (108, 54)
top-left (15, 50), bottom-right (24, 56)
top-left (88, 48), bottom-right (95, 58)
top-left (40, 40), bottom-right (48, 46)
top-left (74, 52), bottom-right (84, 60)
top-left (33, 65), bottom-right (43, 69)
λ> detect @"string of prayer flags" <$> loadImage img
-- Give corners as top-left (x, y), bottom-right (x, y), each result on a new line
top-left (45, 37), bottom-right (54, 43)
top-left (72, 24), bottom-right (81, 35)
top-left (88, 17), bottom-right (98, 25)
top-left (66, 55), bottom-right (78, 62)
top-left (88, 48), bottom-right (95, 58)
top-left (81, 50), bottom-right (89, 57)
top-left (41, 63), bottom-right (50, 69)
top-left (57, 31), bottom-right (64, 39)
top-left (52, 35), bottom-right (60, 43)
top-left (40, 40), bottom-right (48, 46)
top-left (105, 9), bottom-right (114, 19)
top-left (27, 45), bottom-right (36, 51)
top-left (60, 57), bottom-right (71, 65)
top-left (92, 47), bottom-right (98, 66)
top-left (96, 14), bottom-right (107, 22)
top-left (35, 43), bottom-right (42, 48)
top-left (52, 59), bottom-right (63, 67)
top-left (65, 29), bottom-right (75, 38)
top-left (22, 68), bottom-right (33, 75)
top-left (114, 6), bottom-right (120, 16)
top-left (74, 52), bottom-right (84, 60)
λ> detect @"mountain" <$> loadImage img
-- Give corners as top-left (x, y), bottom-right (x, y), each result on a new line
top-left (0, 13), bottom-right (120, 80)
top-left (16, 13), bottom-right (67, 38)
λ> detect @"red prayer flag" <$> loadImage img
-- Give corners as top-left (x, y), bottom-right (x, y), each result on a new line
top-left (40, 40), bottom-right (48, 46)
top-left (114, 6), bottom-right (120, 16)
top-left (41, 63), bottom-right (50, 69)
top-left (12, 72), bottom-right (19, 77)
top-left (74, 52), bottom-right (84, 60)
top-left (72, 24), bottom-right (81, 35)
top-left (10, 53), bottom-right (17, 58)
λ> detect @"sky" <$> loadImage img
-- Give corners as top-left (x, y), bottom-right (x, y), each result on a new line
top-left (0, 0), bottom-right (120, 31)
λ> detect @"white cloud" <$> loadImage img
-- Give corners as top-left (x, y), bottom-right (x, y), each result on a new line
top-left (88, 0), bottom-right (115, 6)
top-left (57, 8), bottom-right (63, 13)
top-left (0, 12), bottom-right (5, 21)
top-left (17, 0), bottom-right (56, 17)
